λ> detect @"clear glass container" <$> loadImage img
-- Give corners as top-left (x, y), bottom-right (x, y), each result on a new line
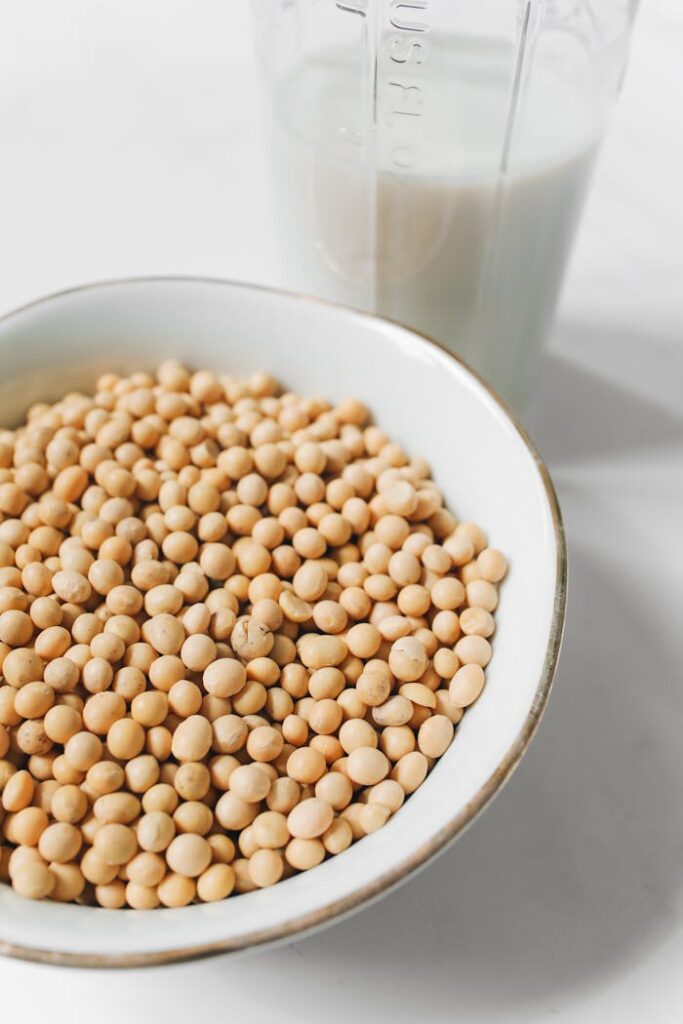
top-left (251, 0), bottom-right (637, 407)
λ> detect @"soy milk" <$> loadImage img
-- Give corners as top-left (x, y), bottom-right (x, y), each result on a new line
top-left (265, 39), bottom-right (598, 404)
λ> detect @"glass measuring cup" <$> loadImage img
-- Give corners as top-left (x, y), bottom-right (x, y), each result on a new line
top-left (251, 1), bottom-right (637, 407)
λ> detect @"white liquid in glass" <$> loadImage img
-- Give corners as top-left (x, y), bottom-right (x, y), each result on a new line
top-left (265, 40), bottom-right (599, 405)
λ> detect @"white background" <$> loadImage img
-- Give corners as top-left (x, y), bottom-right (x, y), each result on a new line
top-left (1, 1), bottom-right (682, 1021)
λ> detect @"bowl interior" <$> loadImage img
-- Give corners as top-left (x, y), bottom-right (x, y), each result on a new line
top-left (0, 279), bottom-right (563, 964)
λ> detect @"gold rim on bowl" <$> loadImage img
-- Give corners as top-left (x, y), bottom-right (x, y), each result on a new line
top-left (0, 276), bottom-right (567, 968)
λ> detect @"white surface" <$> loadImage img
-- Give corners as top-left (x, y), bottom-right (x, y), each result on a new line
top-left (0, 279), bottom-right (561, 960)
top-left (0, 0), bottom-right (681, 1019)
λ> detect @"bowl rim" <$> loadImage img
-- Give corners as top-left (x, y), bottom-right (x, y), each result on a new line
top-left (0, 275), bottom-right (567, 968)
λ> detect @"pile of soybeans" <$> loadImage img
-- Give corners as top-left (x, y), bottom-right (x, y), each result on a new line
top-left (0, 361), bottom-right (507, 908)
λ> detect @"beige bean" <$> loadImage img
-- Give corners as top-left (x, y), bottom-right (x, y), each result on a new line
top-left (297, 634), bottom-right (348, 670)
top-left (228, 764), bottom-right (272, 803)
top-left (465, 579), bottom-right (499, 612)
top-left (94, 823), bottom-right (138, 866)
top-left (38, 822), bottom-right (82, 863)
top-left (93, 792), bottom-right (141, 825)
top-left (355, 670), bottom-right (391, 708)
top-left (157, 873), bottom-right (196, 908)
top-left (380, 725), bottom-right (416, 761)
top-left (390, 751), bottom-right (429, 793)
top-left (203, 658), bottom-right (246, 698)
top-left (338, 718), bottom-right (378, 754)
top-left (214, 791), bottom-right (259, 831)
top-left (285, 837), bottom-right (325, 871)
top-left (389, 636), bottom-right (428, 682)
top-left (314, 771), bottom-right (353, 810)
top-left (366, 779), bottom-right (405, 812)
top-left (449, 663), bottom-right (486, 707)
top-left (417, 714), bottom-right (454, 757)
top-left (11, 861), bottom-right (54, 900)
top-left (171, 715), bottom-right (212, 762)
top-left (166, 833), bottom-right (211, 878)
top-left (197, 862), bottom-right (235, 902)
top-left (454, 634), bottom-right (492, 668)
top-left (322, 817), bottom-right (353, 855)
top-left (372, 695), bottom-right (413, 727)
top-left (2, 770), bottom-right (35, 812)
top-left (251, 810), bottom-right (289, 849)
top-left (246, 725), bottom-right (284, 763)
top-left (49, 862), bottom-right (86, 902)
top-left (459, 606), bottom-right (495, 638)
top-left (360, 802), bottom-right (392, 833)
top-left (347, 746), bottom-right (389, 786)
top-left (51, 784), bottom-right (88, 824)
top-left (286, 746), bottom-right (327, 784)
top-left (476, 548), bottom-right (508, 583)
top-left (137, 811), bottom-right (176, 853)
top-left (173, 761), bottom-right (210, 801)
top-left (398, 682), bottom-right (437, 708)
top-left (143, 613), bottom-right (186, 655)
top-left (287, 798), bottom-right (334, 839)
top-left (248, 848), bottom-right (284, 888)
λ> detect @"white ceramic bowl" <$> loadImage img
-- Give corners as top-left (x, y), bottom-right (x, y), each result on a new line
top-left (0, 278), bottom-right (565, 967)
